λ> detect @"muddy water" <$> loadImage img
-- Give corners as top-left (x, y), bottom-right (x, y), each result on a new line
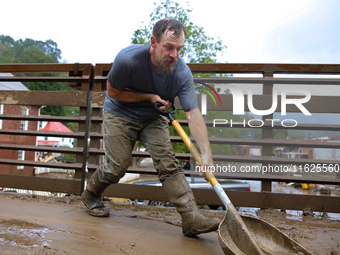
top-left (0, 219), bottom-right (52, 248)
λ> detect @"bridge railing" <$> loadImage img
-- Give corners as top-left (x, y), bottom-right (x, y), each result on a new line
top-left (0, 63), bottom-right (339, 213)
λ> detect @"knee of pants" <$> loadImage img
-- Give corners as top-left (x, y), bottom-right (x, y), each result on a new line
top-left (101, 155), bottom-right (131, 183)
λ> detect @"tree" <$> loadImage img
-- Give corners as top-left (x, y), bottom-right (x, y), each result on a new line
top-left (0, 35), bottom-right (64, 93)
top-left (131, 0), bottom-right (227, 64)
top-left (19, 49), bottom-right (55, 63)
top-left (0, 35), bottom-right (62, 63)
top-left (0, 35), bottom-right (78, 131)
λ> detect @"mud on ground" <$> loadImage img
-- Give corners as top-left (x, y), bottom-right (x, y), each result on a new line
top-left (124, 204), bottom-right (340, 255)
top-left (0, 193), bottom-right (339, 255)
top-left (255, 208), bottom-right (340, 255)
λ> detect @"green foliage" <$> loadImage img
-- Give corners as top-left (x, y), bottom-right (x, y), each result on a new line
top-left (168, 110), bottom-right (190, 154)
top-left (273, 129), bottom-right (288, 140)
top-left (0, 35), bottom-right (61, 63)
top-left (204, 111), bottom-right (249, 156)
top-left (59, 146), bottom-right (76, 164)
top-left (0, 35), bottom-right (70, 112)
top-left (0, 35), bottom-right (78, 131)
top-left (131, 0), bottom-right (227, 64)
top-left (19, 49), bottom-right (55, 63)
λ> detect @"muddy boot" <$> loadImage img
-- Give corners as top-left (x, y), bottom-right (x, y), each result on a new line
top-left (163, 172), bottom-right (220, 237)
top-left (81, 170), bottom-right (110, 217)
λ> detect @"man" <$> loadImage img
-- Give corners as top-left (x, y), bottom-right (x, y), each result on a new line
top-left (81, 18), bottom-right (220, 237)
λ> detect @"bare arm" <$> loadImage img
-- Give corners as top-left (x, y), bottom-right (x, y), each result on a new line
top-left (185, 108), bottom-right (214, 172)
top-left (107, 80), bottom-right (171, 110)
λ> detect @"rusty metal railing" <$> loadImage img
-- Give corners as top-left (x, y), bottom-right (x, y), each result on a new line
top-left (0, 63), bottom-right (340, 213)
top-left (0, 63), bottom-right (92, 194)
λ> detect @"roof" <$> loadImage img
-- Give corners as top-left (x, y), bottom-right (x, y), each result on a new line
top-left (39, 122), bottom-right (73, 133)
top-left (0, 73), bottom-right (28, 91)
top-left (37, 140), bottom-right (59, 146)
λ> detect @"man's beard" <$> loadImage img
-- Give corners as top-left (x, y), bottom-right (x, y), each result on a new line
top-left (157, 57), bottom-right (178, 75)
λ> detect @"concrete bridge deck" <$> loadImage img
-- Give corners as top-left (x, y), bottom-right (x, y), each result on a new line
top-left (0, 192), bottom-right (224, 255)
top-left (1, 192), bottom-right (340, 255)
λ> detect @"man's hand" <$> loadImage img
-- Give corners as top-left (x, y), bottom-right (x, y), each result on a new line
top-left (149, 94), bottom-right (172, 111)
top-left (196, 152), bottom-right (215, 178)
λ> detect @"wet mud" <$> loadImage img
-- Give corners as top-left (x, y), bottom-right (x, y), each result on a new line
top-left (0, 219), bottom-right (53, 248)
top-left (0, 192), bottom-right (339, 255)
top-left (255, 209), bottom-right (340, 255)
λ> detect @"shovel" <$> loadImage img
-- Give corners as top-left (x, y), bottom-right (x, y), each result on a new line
top-left (154, 103), bottom-right (312, 255)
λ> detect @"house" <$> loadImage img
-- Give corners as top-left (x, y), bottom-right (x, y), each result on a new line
top-left (239, 135), bottom-right (340, 160)
top-left (36, 119), bottom-right (74, 163)
top-left (34, 120), bottom-right (75, 176)
top-left (0, 73), bottom-right (40, 176)
top-left (272, 137), bottom-right (340, 161)
top-left (37, 119), bottom-right (74, 148)
top-left (240, 131), bottom-right (262, 157)
top-left (239, 145), bottom-right (262, 157)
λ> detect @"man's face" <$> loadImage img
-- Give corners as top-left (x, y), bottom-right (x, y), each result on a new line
top-left (154, 30), bottom-right (185, 75)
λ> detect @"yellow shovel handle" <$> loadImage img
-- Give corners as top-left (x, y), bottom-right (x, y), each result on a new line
top-left (171, 119), bottom-right (218, 187)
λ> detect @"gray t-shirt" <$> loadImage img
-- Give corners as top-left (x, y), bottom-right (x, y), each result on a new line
top-left (104, 44), bottom-right (198, 122)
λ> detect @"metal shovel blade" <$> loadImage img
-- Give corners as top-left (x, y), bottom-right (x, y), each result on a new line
top-left (218, 210), bottom-right (313, 255)
top-left (217, 204), bottom-right (264, 254)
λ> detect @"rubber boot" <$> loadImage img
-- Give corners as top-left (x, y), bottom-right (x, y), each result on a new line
top-left (81, 170), bottom-right (110, 217)
top-left (162, 172), bottom-right (220, 237)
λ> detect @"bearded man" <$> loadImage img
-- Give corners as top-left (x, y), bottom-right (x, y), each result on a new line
top-left (81, 18), bottom-right (220, 237)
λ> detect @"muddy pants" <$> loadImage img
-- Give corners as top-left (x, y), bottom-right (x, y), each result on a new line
top-left (92, 110), bottom-right (182, 187)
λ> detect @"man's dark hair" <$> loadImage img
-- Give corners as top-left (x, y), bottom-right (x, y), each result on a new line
top-left (152, 18), bottom-right (186, 42)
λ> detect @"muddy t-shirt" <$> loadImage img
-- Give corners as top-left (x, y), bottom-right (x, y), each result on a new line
top-left (104, 44), bottom-right (198, 122)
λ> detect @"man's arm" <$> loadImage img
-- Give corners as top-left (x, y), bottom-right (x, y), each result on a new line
top-left (106, 80), bottom-right (171, 110)
top-left (185, 108), bottom-right (214, 171)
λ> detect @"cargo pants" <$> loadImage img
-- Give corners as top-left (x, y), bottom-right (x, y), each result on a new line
top-left (92, 110), bottom-right (183, 187)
